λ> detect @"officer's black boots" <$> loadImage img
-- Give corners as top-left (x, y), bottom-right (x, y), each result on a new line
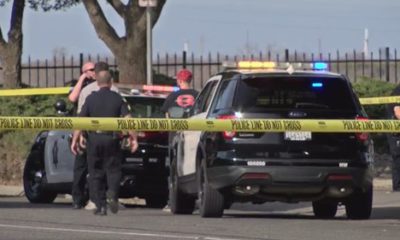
top-left (72, 202), bottom-right (82, 210)
top-left (107, 193), bottom-right (119, 214)
top-left (93, 206), bottom-right (107, 216)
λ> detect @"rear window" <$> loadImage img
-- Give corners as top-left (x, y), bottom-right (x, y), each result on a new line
top-left (234, 76), bottom-right (357, 112)
top-left (125, 97), bottom-right (165, 118)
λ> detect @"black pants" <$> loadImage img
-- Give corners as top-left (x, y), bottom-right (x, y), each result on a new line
top-left (87, 134), bottom-right (122, 208)
top-left (391, 154), bottom-right (400, 191)
top-left (387, 135), bottom-right (400, 191)
top-left (72, 152), bottom-right (94, 205)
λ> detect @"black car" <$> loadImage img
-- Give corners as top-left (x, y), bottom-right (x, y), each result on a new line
top-left (169, 61), bottom-right (374, 218)
top-left (23, 88), bottom-right (169, 208)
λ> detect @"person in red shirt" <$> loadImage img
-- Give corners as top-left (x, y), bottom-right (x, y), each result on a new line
top-left (161, 69), bottom-right (198, 212)
top-left (161, 69), bottom-right (198, 116)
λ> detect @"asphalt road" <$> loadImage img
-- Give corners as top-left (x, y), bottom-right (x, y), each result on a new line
top-left (0, 190), bottom-right (400, 240)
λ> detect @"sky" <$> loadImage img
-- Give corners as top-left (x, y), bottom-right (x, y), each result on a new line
top-left (0, 0), bottom-right (400, 60)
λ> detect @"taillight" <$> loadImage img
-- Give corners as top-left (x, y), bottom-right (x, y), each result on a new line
top-left (327, 174), bottom-right (353, 181)
top-left (217, 114), bottom-right (236, 140)
top-left (137, 131), bottom-right (167, 140)
top-left (355, 116), bottom-right (369, 141)
top-left (241, 173), bottom-right (271, 180)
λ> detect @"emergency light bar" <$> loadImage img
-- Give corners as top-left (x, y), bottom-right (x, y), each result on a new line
top-left (223, 61), bottom-right (329, 71)
top-left (238, 61), bottom-right (276, 69)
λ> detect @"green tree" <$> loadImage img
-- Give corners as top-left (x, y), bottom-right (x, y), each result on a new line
top-left (30, 0), bottom-right (166, 85)
top-left (0, 0), bottom-right (25, 89)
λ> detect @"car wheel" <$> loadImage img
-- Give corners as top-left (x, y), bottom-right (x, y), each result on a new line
top-left (312, 199), bottom-right (338, 219)
top-left (345, 185), bottom-right (373, 220)
top-left (169, 157), bottom-right (195, 214)
top-left (198, 161), bottom-right (224, 218)
top-left (145, 195), bottom-right (168, 208)
top-left (23, 154), bottom-right (57, 203)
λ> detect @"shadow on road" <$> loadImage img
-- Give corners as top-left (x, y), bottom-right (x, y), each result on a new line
top-left (0, 200), bottom-right (71, 209)
top-left (372, 206), bottom-right (400, 220)
top-left (225, 206), bottom-right (400, 220)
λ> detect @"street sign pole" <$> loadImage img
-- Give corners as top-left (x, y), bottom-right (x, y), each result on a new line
top-left (146, 6), bottom-right (152, 85)
top-left (139, 0), bottom-right (158, 85)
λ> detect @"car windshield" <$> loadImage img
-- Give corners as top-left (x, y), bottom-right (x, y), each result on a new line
top-left (124, 96), bottom-right (165, 118)
top-left (234, 76), bottom-right (356, 112)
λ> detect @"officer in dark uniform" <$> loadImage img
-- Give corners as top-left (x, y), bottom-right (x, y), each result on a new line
top-left (386, 85), bottom-right (400, 191)
top-left (71, 70), bottom-right (138, 215)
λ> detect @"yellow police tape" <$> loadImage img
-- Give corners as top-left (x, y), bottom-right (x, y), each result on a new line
top-left (359, 96), bottom-right (400, 105)
top-left (1, 116), bottom-right (400, 132)
top-left (0, 87), bottom-right (70, 96)
top-left (0, 87), bottom-right (399, 105)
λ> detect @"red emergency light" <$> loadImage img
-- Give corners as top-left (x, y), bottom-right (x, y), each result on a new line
top-left (142, 85), bottom-right (179, 92)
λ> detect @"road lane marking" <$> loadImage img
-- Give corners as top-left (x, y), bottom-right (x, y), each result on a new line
top-left (0, 223), bottom-right (243, 240)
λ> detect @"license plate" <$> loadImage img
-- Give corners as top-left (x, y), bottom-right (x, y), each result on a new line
top-left (126, 157), bottom-right (142, 163)
top-left (284, 131), bottom-right (312, 141)
top-left (148, 158), bottom-right (158, 163)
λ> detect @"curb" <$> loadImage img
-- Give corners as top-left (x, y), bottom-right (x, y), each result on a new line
top-left (373, 178), bottom-right (392, 191)
top-left (0, 185), bottom-right (24, 197)
top-left (0, 179), bottom-right (394, 197)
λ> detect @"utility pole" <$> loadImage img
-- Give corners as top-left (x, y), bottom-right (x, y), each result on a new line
top-left (363, 28), bottom-right (369, 56)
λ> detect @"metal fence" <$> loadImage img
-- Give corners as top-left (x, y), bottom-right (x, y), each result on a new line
top-left (1, 47), bottom-right (399, 90)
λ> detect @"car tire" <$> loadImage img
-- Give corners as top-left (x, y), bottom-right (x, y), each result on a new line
top-left (145, 195), bottom-right (168, 208)
top-left (312, 199), bottom-right (338, 219)
top-left (345, 185), bottom-right (373, 220)
top-left (169, 157), bottom-right (195, 214)
top-left (198, 161), bottom-right (224, 218)
top-left (23, 153), bottom-right (57, 203)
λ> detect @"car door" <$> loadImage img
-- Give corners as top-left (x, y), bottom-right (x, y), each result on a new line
top-left (178, 76), bottom-right (221, 177)
top-left (45, 130), bottom-right (75, 183)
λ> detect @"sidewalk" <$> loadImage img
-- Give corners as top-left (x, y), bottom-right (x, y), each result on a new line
top-left (0, 178), bottom-right (394, 197)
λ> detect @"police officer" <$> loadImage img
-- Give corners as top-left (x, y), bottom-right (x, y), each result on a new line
top-left (69, 62), bottom-right (119, 210)
top-left (70, 70), bottom-right (138, 216)
top-left (68, 61), bottom-right (96, 209)
top-left (387, 85), bottom-right (400, 191)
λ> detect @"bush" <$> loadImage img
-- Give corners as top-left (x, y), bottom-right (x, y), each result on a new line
top-left (352, 77), bottom-right (396, 119)
top-left (352, 77), bottom-right (397, 154)
top-left (0, 95), bottom-right (70, 185)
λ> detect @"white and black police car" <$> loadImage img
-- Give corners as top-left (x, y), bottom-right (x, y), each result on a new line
top-left (23, 86), bottom-right (171, 208)
top-left (168, 61), bottom-right (374, 219)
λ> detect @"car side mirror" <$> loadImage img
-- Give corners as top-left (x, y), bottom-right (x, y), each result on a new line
top-left (54, 99), bottom-right (67, 115)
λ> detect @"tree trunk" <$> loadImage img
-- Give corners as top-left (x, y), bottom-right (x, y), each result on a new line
top-left (116, 32), bottom-right (147, 85)
top-left (116, 51), bottom-right (146, 85)
top-left (81, 0), bottom-right (166, 86)
top-left (0, 0), bottom-right (25, 89)
top-left (1, 44), bottom-right (22, 88)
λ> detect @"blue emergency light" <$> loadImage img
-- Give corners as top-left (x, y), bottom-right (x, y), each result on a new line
top-left (312, 82), bottom-right (323, 88)
top-left (312, 62), bottom-right (328, 71)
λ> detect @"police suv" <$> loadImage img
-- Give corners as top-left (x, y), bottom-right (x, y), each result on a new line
top-left (23, 87), bottom-right (169, 208)
top-left (169, 61), bottom-right (374, 219)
